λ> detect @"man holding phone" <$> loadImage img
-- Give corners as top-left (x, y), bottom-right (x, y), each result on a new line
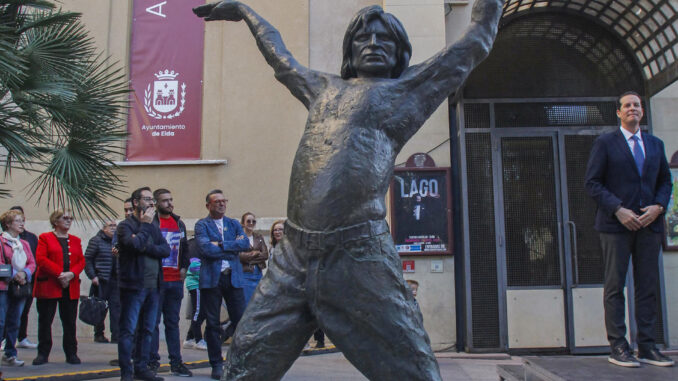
top-left (116, 187), bottom-right (170, 381)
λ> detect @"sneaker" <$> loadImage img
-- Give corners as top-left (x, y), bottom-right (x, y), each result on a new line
top-left (148, 362), bottom-right (160, 373)
top-left (608, 345), bottom-right (640, 368)
top-left (94, 335), bottom-right (110, 343)
top-left (638, 347), bottom-right (675, 367)
top-left (133, 369), bottom-right (163, 381)
top-left (170, 363), bottom-right (192, 377)
top-left (194, 339), bottom-right (207, 351)
top-left (0, 339), bottom-right (4, 351)
top-left (183, 339), bottom-right (196, 349)
top-left (1, 355), bottom-right (24, 367)
top-left (32, 354), bottom-right (49, 366)
top-left (17, 338), bottom-right (38, 349)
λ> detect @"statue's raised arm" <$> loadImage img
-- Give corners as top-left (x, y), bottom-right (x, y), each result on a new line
top-left (193, 1), bottom-right (327, 109)
top-left (391, 0), bottom-right (503, 139)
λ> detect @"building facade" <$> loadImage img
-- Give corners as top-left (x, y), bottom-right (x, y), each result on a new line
top-left (2, 0), bottom-right (678, 353)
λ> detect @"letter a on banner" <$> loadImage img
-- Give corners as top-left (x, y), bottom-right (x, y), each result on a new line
top-left (126, 0), bottom-right (205, 161)
top-left (146, 1), bottom-right (167, 18)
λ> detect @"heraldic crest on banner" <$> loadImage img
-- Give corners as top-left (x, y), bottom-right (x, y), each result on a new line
top-left (144, 69), bottom-right (186, 119)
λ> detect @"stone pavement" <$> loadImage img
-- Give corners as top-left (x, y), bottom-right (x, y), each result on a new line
top-left (0, 337), bottom-right (522, 381)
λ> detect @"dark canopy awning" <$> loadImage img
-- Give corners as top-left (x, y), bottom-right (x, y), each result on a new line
top-left (501, 0), bottom-right (678, 95)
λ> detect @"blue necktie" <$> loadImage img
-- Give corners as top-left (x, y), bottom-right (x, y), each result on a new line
top-left (631, 135), bottom-right (644, 175)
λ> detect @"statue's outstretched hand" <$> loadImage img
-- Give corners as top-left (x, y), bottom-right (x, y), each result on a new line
top-left (193, 1), bottom-right (243, 22)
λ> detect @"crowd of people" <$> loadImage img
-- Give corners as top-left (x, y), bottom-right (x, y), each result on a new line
top-left (0, 187), bottom-right (314, 381)
top-left (0, 186), bottom-right (422, 380)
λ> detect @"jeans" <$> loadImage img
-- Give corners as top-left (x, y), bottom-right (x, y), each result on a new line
top-left (118, 288), bottom-right (159, 377)
top-left (151, 281), bottom-right (184, 366)
top-left (241, 269), bottom-right (262, 305)
top-left (0, 291), bottom-right (27, 358)
top-left (201, 272), bottom-right (246, 367)
top-left (36, 297), bottom-right (78, 358)
top-left (90, 277), bottom-right (121, 341)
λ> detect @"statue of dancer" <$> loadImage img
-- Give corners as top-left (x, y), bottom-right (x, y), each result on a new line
top-left (194, 1), bottom-right (503, 380)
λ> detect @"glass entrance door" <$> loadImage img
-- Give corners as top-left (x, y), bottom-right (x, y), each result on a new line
top-left (495, 131), bottom-right (607, 352)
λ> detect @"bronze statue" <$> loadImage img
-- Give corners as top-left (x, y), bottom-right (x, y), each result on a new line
top-left (194, 1), bottom-right (503, 380)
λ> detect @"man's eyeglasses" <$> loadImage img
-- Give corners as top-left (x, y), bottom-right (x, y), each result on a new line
top-left (141, 197), bottom-right (154, 202)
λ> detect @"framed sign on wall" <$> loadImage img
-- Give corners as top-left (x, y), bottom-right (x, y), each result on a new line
top-left (664, 164), bottom-right (678, 251)
top-left (389, 167), bottom-right (452, 256)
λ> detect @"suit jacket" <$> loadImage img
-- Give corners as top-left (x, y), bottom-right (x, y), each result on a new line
top-left (194, 215), bottom-right (250, 289)
top-left (34, 232), bottom-right (85, 300)
top-left (585, 129), bottom-right (672, 233)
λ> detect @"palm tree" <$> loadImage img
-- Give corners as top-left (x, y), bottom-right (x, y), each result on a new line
top-left (0, 0), bottom-right (129, 221)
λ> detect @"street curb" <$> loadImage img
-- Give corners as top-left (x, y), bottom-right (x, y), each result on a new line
top-left (4, 346), bottom-right (339, 381)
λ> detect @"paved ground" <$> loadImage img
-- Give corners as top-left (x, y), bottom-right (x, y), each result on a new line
top-left (0, 338), bottom-right (521, 381)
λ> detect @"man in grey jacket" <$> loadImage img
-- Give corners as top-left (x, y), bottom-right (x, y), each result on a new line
top-left (84, 220), bottom-right (120, 344)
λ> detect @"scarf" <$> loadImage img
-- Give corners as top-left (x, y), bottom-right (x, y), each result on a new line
top-left (1, 231), bottom-right (27, 271)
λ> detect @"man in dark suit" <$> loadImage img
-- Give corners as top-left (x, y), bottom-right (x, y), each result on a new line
top-left (585, 91), bottom-right (673, 368)
top-left (194, 189), bottom-right (250, 380)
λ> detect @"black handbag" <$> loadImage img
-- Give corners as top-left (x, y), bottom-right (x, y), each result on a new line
top-left (78, 294), bottom-right (108, 326)
top-left (8, 280), bottom-right (32, 299)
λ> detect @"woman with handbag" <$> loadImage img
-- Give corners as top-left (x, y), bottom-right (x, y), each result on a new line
top-left (32, 209), bottom-right (85, 366)
top-left (0, 209), bottom-right (36, 367)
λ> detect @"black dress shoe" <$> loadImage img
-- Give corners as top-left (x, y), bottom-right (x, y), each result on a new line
top-left (638, 347), bottom-right (675, 367)
top-left (210, 366), bottom-right (223, 380)
top-left (110, 359), bottom-right (120, 366)
top-left (66, 355), bottom-right (81, 364)
top-left (32, 354), bottom-right (49, 366)
top-left (94, 335), bottom-right (110, 343)
top-left (134, 369), bottom-right (163, 381)
top-left (608, 345), bottom-right (640, 368)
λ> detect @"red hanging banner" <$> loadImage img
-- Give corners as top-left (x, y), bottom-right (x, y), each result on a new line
top-left (126, 0), bottom-right (205, 161)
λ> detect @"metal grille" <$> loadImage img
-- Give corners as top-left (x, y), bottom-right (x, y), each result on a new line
top-left (502, 137), bottom-right (562, 287)
top-left (466, 132), bottom-right (501, 349)
top-left (564, 135), bottom-right (603, 284)
top-left (502, 0), bottom-right (678, 94)
top-left (464, 13), bottom-right (644, 99)
top-left (494, 102), bottom-right (622, 128)
top-left (463, 103), bottom-right (491, 129)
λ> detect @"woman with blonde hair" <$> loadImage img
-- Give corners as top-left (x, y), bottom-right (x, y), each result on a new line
top-left (269, 220), bottom-right (285, 257)
top-left (0, 209), bottom-right (37, 366)
top-left (32, 209), bottom-right (84, 366)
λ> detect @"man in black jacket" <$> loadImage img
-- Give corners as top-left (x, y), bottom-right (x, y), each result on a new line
top-left (116, 187), bottom-right (170, 381)
top-left (84, 220), bottom-right (120, 343)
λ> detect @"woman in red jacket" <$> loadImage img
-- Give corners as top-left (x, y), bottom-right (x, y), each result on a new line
top-left (32, 209), bottom-right (85, 366)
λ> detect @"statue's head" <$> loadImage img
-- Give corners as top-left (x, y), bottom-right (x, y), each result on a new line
top-left (341, 6), bottom-right (412, 79)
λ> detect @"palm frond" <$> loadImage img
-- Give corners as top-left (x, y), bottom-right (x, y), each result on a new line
top-left (0, 0), bottom-right (130, 221)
